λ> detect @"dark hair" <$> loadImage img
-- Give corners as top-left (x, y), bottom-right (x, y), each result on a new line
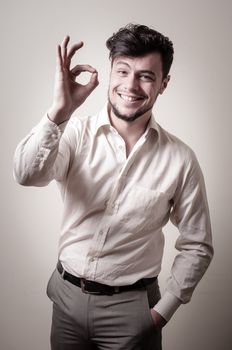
top-left (106, 23), bottom-right (174, 78)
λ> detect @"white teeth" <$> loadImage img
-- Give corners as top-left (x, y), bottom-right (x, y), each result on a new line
top-left (120, 94), bottom-right (141, 102)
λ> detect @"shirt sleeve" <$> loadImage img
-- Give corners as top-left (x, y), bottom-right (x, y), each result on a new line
top-left (154, 148), bottom-right (214, 321)
top-left (13, 115), bottom-right (77, 186)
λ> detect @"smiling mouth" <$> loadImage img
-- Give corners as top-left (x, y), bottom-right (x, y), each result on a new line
top-left (118, 93), bottom-right (144, 102)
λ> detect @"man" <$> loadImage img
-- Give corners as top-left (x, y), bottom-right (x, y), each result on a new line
top-left (14, 24), bottom-right (213, 350)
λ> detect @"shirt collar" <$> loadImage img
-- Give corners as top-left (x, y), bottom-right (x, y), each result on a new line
top-left (93, 102), bottom-right (160, 137)
top-left (94, 103), bottom-right (111, 135)
top-left (146, 113), bottom-right (160, 136)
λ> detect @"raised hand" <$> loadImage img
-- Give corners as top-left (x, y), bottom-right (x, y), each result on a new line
top-left (48, 36), bottom-right (99, 124)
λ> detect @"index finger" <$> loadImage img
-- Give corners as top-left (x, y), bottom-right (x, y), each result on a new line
top-left (66, 42), bottom-right (84, 68)
top-left (71, 64), bottom-right (97, 76)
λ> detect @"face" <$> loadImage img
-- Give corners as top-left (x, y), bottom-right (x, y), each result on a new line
top-left (108, 52), bottom-right (169, 123)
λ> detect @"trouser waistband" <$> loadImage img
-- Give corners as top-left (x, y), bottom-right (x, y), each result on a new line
top-left (57, 261), bottom-right (157, 295)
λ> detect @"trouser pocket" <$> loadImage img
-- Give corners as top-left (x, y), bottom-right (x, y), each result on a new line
top-left (142, 280), bottom-right (162, 330)
top-left (46, 269), bottom-right (57, 301)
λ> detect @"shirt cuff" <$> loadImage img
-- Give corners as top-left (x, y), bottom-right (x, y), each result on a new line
top-left (46, 114), bottom-right (69, 132)
top-left (153, 291), bottom-right (182, 322)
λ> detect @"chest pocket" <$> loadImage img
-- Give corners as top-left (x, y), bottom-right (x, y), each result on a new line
top-left (120, 185), bottom-right (171, 233)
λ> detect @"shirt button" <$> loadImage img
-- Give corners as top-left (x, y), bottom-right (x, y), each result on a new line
top-left (111, 203), bottom-right (119, 211)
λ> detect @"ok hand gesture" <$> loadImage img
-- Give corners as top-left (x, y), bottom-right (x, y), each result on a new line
top-left (48, 36), bottom-right (99, 125)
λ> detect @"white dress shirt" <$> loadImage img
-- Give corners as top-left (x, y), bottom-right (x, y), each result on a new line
top-left (13, 104), bottom-right (213, 321)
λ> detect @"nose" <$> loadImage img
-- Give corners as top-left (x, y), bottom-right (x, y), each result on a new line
top-left (124, 73), bottom-right (139, 91)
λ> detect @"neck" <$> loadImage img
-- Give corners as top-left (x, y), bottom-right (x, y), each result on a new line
top-left (108, 105), bottom-right (151, 156)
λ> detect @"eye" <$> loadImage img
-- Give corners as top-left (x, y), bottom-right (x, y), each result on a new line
top-left (116, 69), bottom-right (128, 76)
top-left (140, 74), bottom-right (154, 82)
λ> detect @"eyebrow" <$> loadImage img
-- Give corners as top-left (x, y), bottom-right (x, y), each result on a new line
top-left (139, 70), bottom-right (156, 76)
top-left (115, 61), bottom-right (156, 76)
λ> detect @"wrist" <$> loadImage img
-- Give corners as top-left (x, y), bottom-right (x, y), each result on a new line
top-left (153, 291), bottom-right (182, 322)
top-left (150, 309), bottom-right (167, 329)
top-left (47, 105), bottom-right (72, 125)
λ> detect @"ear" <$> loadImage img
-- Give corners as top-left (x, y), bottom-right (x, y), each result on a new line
top-left (159, 75), bottom-right (170, 94)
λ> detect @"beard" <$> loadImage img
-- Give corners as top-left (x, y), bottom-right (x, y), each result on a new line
top-left (108, 95), bottom-right (154, 123)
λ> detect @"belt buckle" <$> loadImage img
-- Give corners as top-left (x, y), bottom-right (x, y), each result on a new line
top-left (80, 278), bottom-right (101, 295)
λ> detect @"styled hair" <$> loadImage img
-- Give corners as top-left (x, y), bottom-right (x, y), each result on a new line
top-left (106, 23), bottom-right (174, 78)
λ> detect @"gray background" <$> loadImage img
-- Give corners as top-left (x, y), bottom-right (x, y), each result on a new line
top-left (1, 0), bottom-right (231, 349)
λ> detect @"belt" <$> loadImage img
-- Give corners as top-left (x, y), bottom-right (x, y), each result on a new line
top-left (57, 261), bottom-right (157, 295)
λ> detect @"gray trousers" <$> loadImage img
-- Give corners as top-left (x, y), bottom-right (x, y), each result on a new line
top-left (47, 268), bottom-right (162, 350)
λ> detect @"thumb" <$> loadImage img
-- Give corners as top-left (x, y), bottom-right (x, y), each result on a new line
top-left (86, 71), bottom-right (99, 92)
